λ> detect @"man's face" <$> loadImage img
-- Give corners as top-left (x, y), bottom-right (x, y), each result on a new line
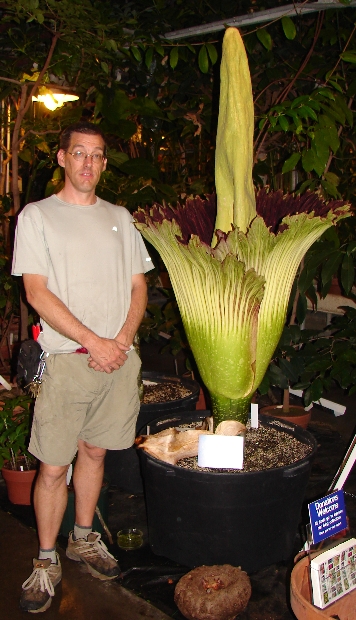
top-left (57, 132), bottom-right (107, 195)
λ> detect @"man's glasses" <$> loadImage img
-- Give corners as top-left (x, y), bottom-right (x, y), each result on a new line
top-left (66, 151), bottom-right (105, 163)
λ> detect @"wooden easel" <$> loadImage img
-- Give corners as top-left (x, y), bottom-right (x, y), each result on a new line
top-left (328, 432), bottom-right (356, 492)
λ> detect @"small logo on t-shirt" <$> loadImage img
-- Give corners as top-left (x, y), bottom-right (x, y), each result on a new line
top-left (112, 226), bottom-right (118, 232)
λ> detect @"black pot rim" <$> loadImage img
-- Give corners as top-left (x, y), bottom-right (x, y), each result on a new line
top-left (138, 411), bottom-right (317, 478)
top-left (140, 371), bottom-right (200, 412)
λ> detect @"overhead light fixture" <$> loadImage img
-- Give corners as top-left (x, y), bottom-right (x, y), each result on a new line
top-left (32, 86), bottom-right (79, 111)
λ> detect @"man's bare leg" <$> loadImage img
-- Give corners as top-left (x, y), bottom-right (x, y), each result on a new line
top-left (34, 462), bottom-right (69, 549)
top-left (20, 463), bottom-right (67, 612)
top-left (72, 439), bottom-right (106, 527)
top-left (66, 439), bottom-right (119, 580)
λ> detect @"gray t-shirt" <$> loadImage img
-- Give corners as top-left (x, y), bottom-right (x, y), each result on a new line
top-left (12, 194), bottom-right (153, 353)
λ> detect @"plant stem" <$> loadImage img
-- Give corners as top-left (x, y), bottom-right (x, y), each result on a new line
top-left (10, 447), bottom-right (16, 470)
top-left (210, 393), bottom-right (251, 427)
top-left (283, 388), bottom-right (290, 414)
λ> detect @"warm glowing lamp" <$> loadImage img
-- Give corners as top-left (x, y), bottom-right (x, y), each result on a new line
top-left (32, 87), bottom-right (79, 111)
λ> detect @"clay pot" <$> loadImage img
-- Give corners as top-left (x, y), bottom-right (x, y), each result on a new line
top-left (1, 466), bottom-right (37, 505)
top-left (260, 404), bottom-right (311, 429)
top-left (290, 555), bottom-right (356, 619)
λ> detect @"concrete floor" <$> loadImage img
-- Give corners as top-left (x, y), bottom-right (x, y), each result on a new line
top-left (1, 337), bottom-right (356, 619)
top-left (0, 509), bottom-right (171, 620)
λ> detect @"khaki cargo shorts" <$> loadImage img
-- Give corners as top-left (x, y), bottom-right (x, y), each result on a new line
top-left (29, 350), bottom-right (141, 466)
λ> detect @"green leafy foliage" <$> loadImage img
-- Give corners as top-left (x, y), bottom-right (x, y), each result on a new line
top-left (281, 17), bottom-right (296, 41)
top-left (0, 394), bottom-right (33, 469)
top-left (257, 28), bottom-right (272, 51)
top-left (198, 45), bottom-right (209, 73)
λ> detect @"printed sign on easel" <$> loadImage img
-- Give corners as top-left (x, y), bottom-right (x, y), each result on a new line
top-left (308, 490), bottom-right (347, 545)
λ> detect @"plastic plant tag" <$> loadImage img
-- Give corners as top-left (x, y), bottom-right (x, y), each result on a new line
top-left (251, 403), bottom-right (259, 428)
top-left (198, 434), bottom-right (244, 469)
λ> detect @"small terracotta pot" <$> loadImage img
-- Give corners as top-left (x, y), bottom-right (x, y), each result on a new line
top-left (290, 555), bottom-right (356, 619)
top-left (259, 404), bottom-right (311, 429)
top-left (1, 466), bottom-right (37, 505)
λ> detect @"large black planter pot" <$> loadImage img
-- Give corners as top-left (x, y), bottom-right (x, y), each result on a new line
top-left (139, 411), bottom-right (317, 573)
top-left (104, 372), bottom-right (200, 494)
top-left (136, 371), bottom-right (200, 431)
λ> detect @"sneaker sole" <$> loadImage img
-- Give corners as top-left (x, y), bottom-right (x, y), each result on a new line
top-left (21, 573), bottom-right (62, 614)
top-left (66, 549), bottom-right (118, 581)
top-left (26, 596), bottom-right (53, 614)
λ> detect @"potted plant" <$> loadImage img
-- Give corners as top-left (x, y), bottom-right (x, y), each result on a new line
top-left (133, 27), bottom-right (350, 572)
top-left (0, 392), bottom-right (37, 505)
top-left (260, 301), bottom-right (356, 428)
top-left (258, 324), bottom-right (314, 429)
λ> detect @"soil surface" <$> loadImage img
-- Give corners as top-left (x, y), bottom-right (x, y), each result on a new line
top-left (177, 422), bottom-right (313, 472)
top-left (142, 381), bottom-right (191, 404)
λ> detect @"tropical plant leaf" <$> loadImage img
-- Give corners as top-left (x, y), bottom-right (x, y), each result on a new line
top-left (341, 254), bottom-right (354, 294)
top-left (269, 364), bottom-right (289, 389)
top-left (131, 46), bottom-right (142, 62)
top-left (296, 292), bottom-right (307, 324)
top-left (119, 158), bottom-right (160, 179)
top-left (206, 43), bottom-right (218, 65)
top-left (281, 16), bottom-right (296, 40)
top-left (340, 51), bottom-right (356, 63)
top-left (304, 378), bottom-right (324, 406)
top-left (306, 283), bottom-right (318, 308)
top-left (299, 105), bottom-right (318, 121)
top-left (321, 251), bottom-right (342, 286)
top-left (278, 115), bottom-right (289, 131)
top-left (279, 358), bottom-right (300, 383)
top-left (145, 47), bottom-right (154, 69)
top-left (302, 149), bottom-right (315, 173)
top-left (170, 47), bottom-right (179, 69)
top-left (198, 45), bottom-right (209, 73)
top-left (257, 28), bottom-right (272, 51)
top-left (107, 150), bottom-right (129, 168)
top-left (282, 152), bottom-right (300, 173)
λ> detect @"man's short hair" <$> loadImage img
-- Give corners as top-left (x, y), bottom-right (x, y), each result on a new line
top-left (59, 122), bottom-right (107, 156)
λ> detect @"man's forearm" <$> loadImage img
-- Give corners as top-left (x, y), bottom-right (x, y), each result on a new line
top-left (24, 277), bottom-right (98, 350)
top-left (115, 274), bottom-right (148, 348)
top-left (23, 272), bottom-right (147, 372)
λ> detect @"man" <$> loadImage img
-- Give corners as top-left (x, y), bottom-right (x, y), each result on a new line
top-left (12, 121), bottom-right (153, 613)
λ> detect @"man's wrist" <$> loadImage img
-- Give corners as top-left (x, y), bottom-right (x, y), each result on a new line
top-left (80, 329), bottom-right (100, 352)
top-left (115, 335), bottom-right (132, 350)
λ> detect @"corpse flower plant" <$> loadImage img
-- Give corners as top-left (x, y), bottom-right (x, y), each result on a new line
top-left (134, 28), bottom-right (350, 428)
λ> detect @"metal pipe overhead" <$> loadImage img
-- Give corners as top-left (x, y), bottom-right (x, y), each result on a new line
top-left (164, 1), bottom-right (356, 40)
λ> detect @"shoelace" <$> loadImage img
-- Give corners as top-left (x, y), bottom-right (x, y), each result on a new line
top-left (77, 534), bottom-right (115, 560)
top-left (22, 565), bottom-right (55, 596)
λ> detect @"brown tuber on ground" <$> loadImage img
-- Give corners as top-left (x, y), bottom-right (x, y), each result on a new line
top-left (174, 564), bottom-right (252, 620)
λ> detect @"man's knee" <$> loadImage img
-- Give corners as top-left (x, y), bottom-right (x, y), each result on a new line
top-left (37, 462), bottom-right (69, 489)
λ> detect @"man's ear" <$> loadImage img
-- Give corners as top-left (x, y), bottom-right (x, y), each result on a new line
top-left (102, 158), bottom-right (107, 172)
top-left (57, 149), bottom-right (65, 168)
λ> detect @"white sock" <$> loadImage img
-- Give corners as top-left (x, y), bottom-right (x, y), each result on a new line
top-left (38, 548), bottom-right (57, 564)
top-left (73, 523), bottom-right (92, 540)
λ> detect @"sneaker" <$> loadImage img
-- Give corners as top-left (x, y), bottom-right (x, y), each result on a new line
top-left (20, 554), bottom-right (62, 613)
top-left (66, 531), bottom-right (120, 580)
